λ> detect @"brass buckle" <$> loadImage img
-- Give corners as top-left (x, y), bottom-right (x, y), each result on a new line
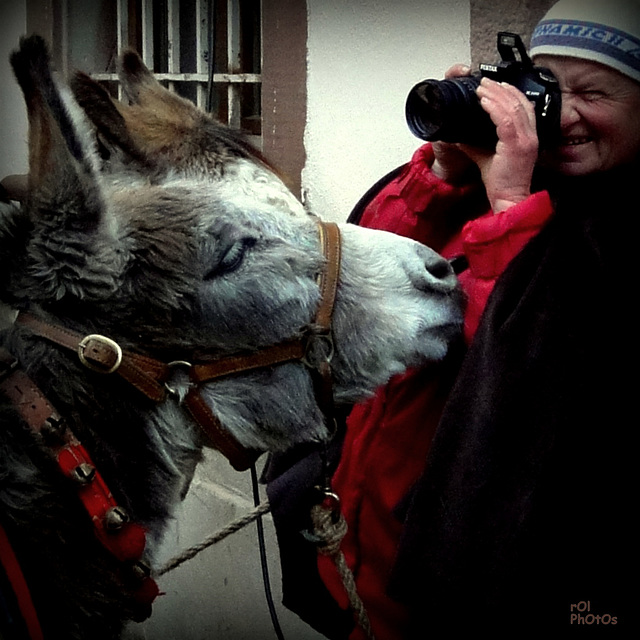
top-left (77, 334), bottom-right (123, 374)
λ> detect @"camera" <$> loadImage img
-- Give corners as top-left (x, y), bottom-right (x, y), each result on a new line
top-left (405, 32), bottom-right (561, 148)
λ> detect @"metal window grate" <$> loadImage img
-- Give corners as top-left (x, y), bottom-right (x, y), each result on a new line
top-left (64, 0), bottom-right (262, 136)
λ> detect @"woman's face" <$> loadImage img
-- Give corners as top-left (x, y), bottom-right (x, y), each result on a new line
top-left (535, 55), bottom-right (640, 176)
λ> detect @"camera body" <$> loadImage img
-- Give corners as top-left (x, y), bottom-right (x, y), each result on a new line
top-left (405, 32), bottom-right (561, 148)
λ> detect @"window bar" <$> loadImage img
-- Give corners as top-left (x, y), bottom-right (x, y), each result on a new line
top-left (167, 0), bottom-right (181, 93)
top-left (196, 0), bottom-right (210, 110)
top-left (56, 0), bottom-right (70, 79)
top-left (141, 0), bottom-right (154, 70)
top-left (227, 0), bottom-right (242, 129)
top-left (88, 0), bottom-right (260, 131)
top-left (116, 0), bottom-right (129, 55)
top-left (116, 0), bottom-right (129, 100)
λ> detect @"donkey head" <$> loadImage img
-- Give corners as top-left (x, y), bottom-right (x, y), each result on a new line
top-left (2, 36), bottom-right (463, 460)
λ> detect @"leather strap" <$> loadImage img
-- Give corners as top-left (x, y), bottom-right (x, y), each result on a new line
top-left (15, 314), bottom-right (169, 402)
top-left (191, 339), bottom-right (306, 384)
top-left (182, 389), bottom-right (259, 471)
top-left (0, 348), bottom-right (61, 437)
top-left (315, 221), bottom-right (341, 331)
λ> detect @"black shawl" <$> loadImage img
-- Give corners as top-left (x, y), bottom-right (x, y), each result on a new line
top-left (390, 163), bottom-right (638, 634)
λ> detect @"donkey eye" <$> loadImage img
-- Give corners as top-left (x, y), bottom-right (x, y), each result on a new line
top-left (205, 237), bottom-right (257, 279)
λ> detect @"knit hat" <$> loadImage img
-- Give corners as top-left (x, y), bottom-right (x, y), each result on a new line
top-left (530, 0), bottom-right (640, 83)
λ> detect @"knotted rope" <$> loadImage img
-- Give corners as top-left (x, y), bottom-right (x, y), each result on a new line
top-left (309, 501), bottom-right (376, 640)
top-left (153, 500), bottom-right (271, 577)
top-left (153, 492), bottom-right (375, 640)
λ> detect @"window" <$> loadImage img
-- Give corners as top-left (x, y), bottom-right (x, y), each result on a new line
top-left (50, 0), bottom-right (262, 140)
top-left (27, 0), bottom-right (306, 197)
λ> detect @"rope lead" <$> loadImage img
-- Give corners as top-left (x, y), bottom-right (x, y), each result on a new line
top-left (153, 500), bottom-right (271, 577)
top-left (153, 485), bottom-right (375, 640)
top-left (309, 501), bottom-right (376, 640)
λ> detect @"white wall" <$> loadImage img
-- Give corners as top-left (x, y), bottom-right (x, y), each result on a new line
top-left (303, 0), bottom-right (471, 222)
top-left (0, 0), bottom-right (27, 329)
top-left (0, 0), bottom-right (28, 178)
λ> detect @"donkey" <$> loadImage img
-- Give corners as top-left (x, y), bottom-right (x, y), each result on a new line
top-left (0, 36), bottom-right (462, 640)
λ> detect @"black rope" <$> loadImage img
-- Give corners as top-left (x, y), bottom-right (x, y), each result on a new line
top-left (251, 463), bottom-right (286, 640)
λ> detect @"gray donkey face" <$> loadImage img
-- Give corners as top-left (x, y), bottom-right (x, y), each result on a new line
top-left (3, 37), bottom-right (462, 455)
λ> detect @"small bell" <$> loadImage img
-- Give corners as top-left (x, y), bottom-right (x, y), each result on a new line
top-left (72, 463), bottom-right (96, 484)
top-left (104, 506), bottom-right (130, 530)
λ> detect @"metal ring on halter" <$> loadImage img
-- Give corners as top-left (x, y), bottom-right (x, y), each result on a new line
top-left (164, 360), bottom-right (193, 397)
top-left (301, 330), bottom-right (335, 369)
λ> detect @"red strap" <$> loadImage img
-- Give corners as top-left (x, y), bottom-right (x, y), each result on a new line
top-left (0, 358), bottom-right (159, 618)
top-left (54, 442), bottom-right (159, 611)
top-left (56, 443), bottom-right (148, 561)
top-left (0, 523), bottom-right (44, 640)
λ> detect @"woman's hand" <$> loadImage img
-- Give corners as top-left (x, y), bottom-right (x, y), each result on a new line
top-left (462, 78), bottom-right (539, 212)
top-left (429, 63), bottom-right (539, 212)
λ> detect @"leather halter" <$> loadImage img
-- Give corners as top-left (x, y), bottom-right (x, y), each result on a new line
top-left (12, 220), bottom-right (342, 471)
top-left (0, 220), bottom-right (340, 632)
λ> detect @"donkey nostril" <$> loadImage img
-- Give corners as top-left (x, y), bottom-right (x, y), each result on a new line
top-left (427, 257), bottom-right (454, 281)
top-left (415, 252), bottom-right (459, 294)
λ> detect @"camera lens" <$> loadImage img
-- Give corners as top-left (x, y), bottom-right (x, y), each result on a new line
top-left (406, 75), bottom-right (496, 147)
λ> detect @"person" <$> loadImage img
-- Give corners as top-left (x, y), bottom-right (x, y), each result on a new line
top-left (0, 175), bottom-right (24, 330)
top-left (265, 0), bottom-right (640, 637)
top-left (0, 175), bottom-right (28, 205)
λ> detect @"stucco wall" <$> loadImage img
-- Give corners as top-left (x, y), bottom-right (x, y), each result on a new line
top-left (0, 1), bottom-right (27, 329)
top-left (471, 0), bottom-right (555, 67)
top-left (303, 0), bottom-right (471, 222)
top-left (0, 0), bottom-right (28, 179)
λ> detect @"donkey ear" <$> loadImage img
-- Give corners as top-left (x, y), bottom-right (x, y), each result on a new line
top-left (115, 49), bottom-right (205, 151)
top-left (114, 49), bottom-right (266, 172)
top-left (10, 35), bottom-right (106, 230)
top-left (71, 70), bottom-right (153, 169)
top-left (117, 48), bottom-right (183, 110)
top-left (9, 36), bottom-right (124, 305)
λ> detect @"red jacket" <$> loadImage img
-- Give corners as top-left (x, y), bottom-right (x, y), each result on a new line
top-left (317, 143), bottom-right (554, 639)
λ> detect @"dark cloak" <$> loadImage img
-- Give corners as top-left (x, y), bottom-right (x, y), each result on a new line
top-left (389, 163), bottom-right (638, 635)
